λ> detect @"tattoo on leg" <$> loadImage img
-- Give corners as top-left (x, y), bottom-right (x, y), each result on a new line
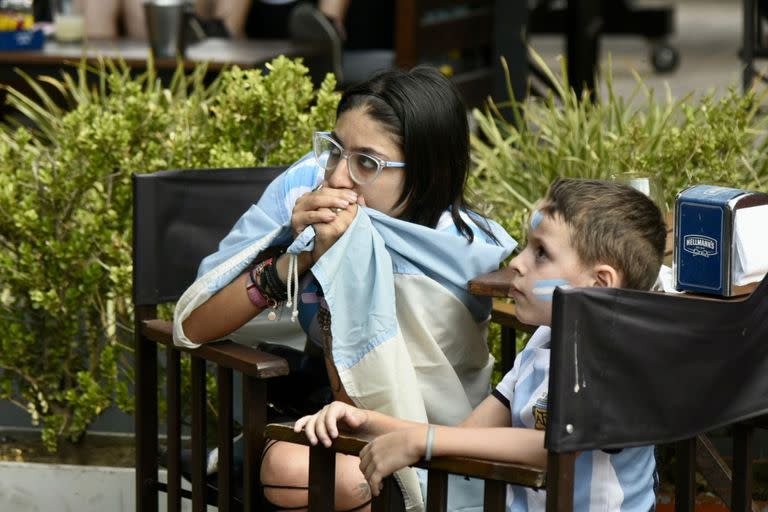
top-left (356, 482), bottom-right (372, 501)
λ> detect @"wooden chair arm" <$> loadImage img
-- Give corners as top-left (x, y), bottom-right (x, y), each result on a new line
top-left (469, 266), bottom-right (516, 297)
top-left (141, 319), bottom-right (290, 378)
top-left (491, 299), bottom-right (536, 333)
top-left (470, 267), bottom-right (535, 333)
top-left (264, 422), bottom-right (546, 489)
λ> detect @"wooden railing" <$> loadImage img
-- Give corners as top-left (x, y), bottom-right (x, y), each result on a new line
top-left (137, 318), bottom-right (289, 512)
top-left (264, 423), bottom-right (545, 512)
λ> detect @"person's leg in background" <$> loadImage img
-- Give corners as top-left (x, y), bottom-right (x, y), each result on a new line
top-left (119, 0), bottom-right (148, 39)
top-left (80, 0), bottom-right (121, 39)
top-left (245, 0), bottom-right (301, 38)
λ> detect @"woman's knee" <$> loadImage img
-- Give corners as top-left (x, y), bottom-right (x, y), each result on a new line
top-left (261, 441), bottom-right (309, 484)
top-left (260, 441), bottom-right (310, 509)
top-left (334, 454), bottom-right (372, 512)
top-left (259, 442), bottom-right (370, 512)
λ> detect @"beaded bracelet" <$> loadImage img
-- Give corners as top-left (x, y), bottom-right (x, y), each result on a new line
top-left (246, 280), bottom-right (270, 309)
top-left (260, 259), bottom-right (288, 302)
top-left (246, 258), bottom-right (275, 310)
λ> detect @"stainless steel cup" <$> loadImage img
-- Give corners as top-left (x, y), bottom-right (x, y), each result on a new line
top-left (143, 0), bottom-right (189, 59)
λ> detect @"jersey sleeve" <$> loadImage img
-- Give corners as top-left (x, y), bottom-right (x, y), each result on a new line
top-left (493, 358), bottom-right (522, 409)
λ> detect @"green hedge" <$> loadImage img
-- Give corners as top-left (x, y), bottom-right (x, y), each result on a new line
top-left (469, 53), bottom-right (768, 380)
top-left (0, 56), bottom-right (339, 450)
top-left (469, 53), bottom-right (768, 246)
top-left (4, 50), bottom-right (768, 449)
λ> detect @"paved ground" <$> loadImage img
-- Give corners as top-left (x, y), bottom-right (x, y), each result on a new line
top-left (529, 0), bottom-right (748, 101)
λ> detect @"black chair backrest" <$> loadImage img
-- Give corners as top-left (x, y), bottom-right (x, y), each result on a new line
top-left (546, 275), bottom-right (768, 453)
top-left (132, 166), bottom-right (287, 306)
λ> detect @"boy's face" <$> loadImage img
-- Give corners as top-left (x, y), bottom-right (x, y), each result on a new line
top-left (508, 212), bottom-right (599, 326)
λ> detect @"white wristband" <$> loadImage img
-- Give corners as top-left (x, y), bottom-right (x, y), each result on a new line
top-left (424, 424), bottom-right (436, 461)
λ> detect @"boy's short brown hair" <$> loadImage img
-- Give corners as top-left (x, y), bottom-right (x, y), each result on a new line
top-left (537, 178), bottom-right (667, 290)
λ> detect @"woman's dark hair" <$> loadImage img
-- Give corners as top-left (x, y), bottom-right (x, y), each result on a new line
top-left (337, 66), bottom-right (487, 242)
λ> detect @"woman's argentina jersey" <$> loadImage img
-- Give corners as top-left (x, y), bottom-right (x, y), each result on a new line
top-left (492, 327), bottom-right (656, 512)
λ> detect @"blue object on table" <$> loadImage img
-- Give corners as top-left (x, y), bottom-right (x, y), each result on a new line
top-left (0, 29), bottom-right (45, 51)
top-left (675, 184), bottom-right (768, 296)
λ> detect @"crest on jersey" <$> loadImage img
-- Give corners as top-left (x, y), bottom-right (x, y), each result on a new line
top-left (533, 392), bottom-right (548, 430)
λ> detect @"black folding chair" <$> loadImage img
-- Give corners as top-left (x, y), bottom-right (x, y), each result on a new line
top-left (546, 276), bottom-right (768, 511)
top-left (133, 166), bottom-right (290, 512)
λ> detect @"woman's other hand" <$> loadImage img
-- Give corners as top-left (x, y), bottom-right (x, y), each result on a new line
top-left (358, 426), bottom-right (426, 496)
top-left (294, 401), bottom-right (369, 447)
top-left (311, 202), bottom-right (358, 261)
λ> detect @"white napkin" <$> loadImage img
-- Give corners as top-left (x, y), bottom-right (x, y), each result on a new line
top-left (732, 205), bottom-right (768, 286)
top-left (654, 264), bottom-right (683, 293)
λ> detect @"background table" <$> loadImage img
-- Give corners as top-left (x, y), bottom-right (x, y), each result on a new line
top-left (0, 37), bottom-right (331, 114)
top-left (0, 38), bottom-right (321, 74)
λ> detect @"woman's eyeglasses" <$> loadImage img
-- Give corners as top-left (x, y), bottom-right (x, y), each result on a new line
top-left (313, 132), bottom-right (406, 185)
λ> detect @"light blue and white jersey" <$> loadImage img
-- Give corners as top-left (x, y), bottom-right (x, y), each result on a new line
top-left (494, 327), bottom-right (656, 512)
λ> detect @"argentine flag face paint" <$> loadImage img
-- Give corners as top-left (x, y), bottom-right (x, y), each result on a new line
top-left (532, 278), bottom-right (572, 301)
top-left (530, 209), bottom-right (544, 231)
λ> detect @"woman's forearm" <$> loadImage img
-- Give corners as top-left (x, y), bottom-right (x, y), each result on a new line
top-left (273, 251), bottom-right (313, 284)
top-left (181, 271), bottom-right (264, 344)
top-left (182, 252), bottom-right (313, 344)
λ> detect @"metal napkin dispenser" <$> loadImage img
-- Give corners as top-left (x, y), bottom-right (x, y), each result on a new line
top-left (674, 185), bottom-right (768, 296)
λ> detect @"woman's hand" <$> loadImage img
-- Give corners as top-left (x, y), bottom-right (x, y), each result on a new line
top-left (311, 203), bottom-right (358, 261)
top-left (294, 401), bottom-right (369, 447)
top-left (291, 186), bottom-right (358, 238)
top-left (358, 426), bottom-right (426, 496)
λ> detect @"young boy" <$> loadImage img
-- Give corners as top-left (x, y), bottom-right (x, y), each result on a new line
top-left (293, 178), bottom-right (668, 511)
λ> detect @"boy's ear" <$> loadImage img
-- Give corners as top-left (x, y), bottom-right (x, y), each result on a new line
top-left (593, 264), bottom-right (620, 288)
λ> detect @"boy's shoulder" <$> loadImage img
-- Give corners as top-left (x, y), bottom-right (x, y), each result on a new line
top-left (521, 326), bottom-right (551, 352)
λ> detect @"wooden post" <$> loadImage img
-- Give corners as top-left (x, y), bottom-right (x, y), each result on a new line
top-left (135, 307), bottom-right (159, 512)
top-left (731, 424), bottom-right (754, 512)
top-left (546, 452), bottom-right (575, 512)
top-left (484, 479), bottom-right (507, 512)
top-left (243, 377), bottom-right (267, 512)
top-left (166, 347), bottom-right (182, 512)
top-left (426, 469), bottom-right (449, 512)
top-left (217, 366), bottom-right (234, 511)
top-left (309, 444), bottom-right (336, 512)
top-left (191, 357), bottom-right (207, 512)
top-left (675, 438), bottom-right (696, 512)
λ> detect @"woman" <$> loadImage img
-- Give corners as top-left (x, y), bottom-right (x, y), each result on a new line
top-left (173, 66), bottom-right (516, 511)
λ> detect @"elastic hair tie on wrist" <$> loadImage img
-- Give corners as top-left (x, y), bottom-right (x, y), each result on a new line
top-left (424, 424), bottom-right (436, 462)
